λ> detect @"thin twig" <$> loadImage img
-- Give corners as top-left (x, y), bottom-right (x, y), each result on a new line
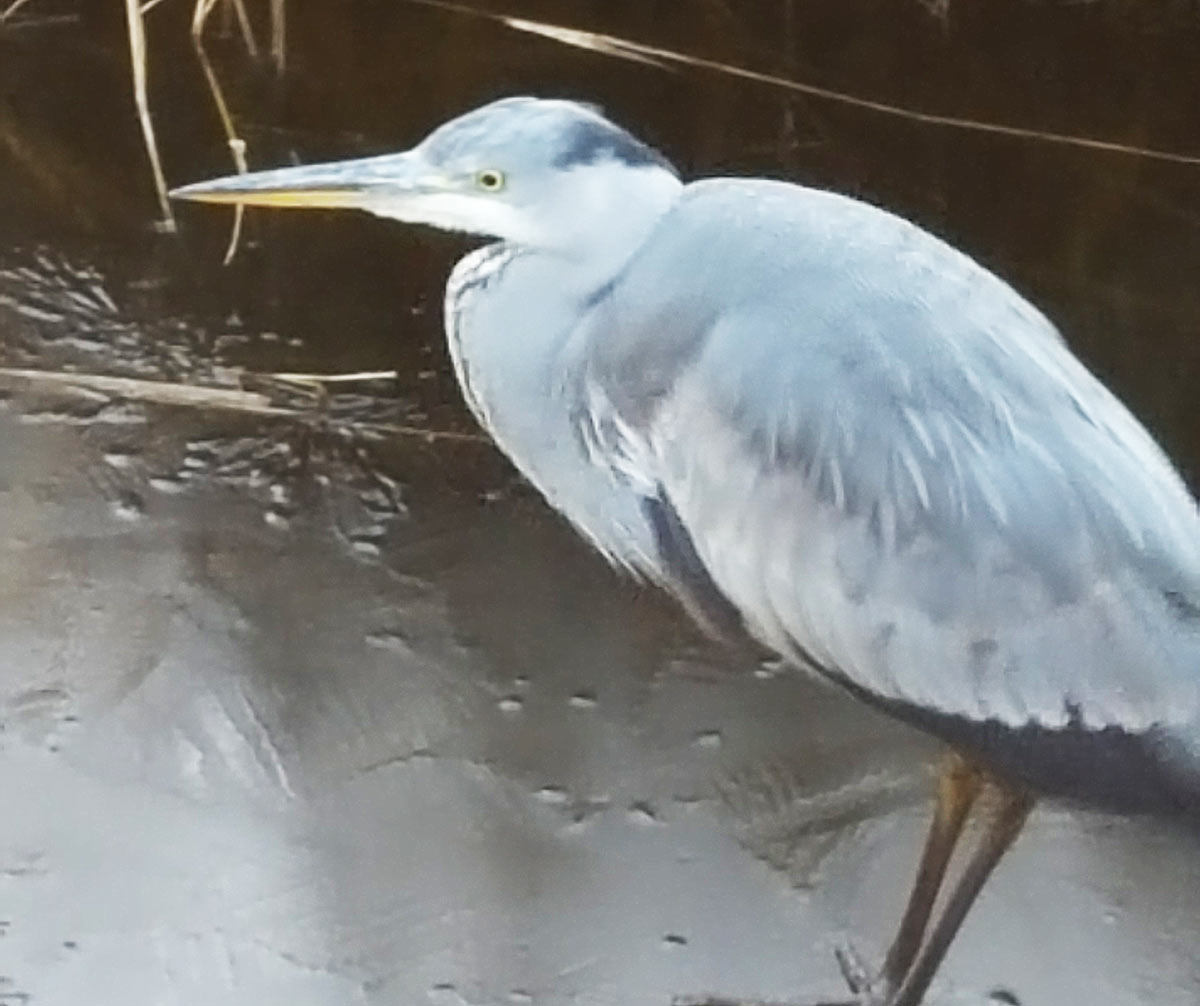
top-left (227, 0), bottom-right (259, 59)
top-left (350, 422), bottom-right (489, 444)
top-left (0, 367), bottom-right (490, 444)
top-left (124, 0), bottom-right (176, 230)
top-left (406, 0), bottom-right (1200, 169)
top-left (190, 0), bottom-right (218, 31)
top-left (0, 11), bottom-right (76, 27)
top-left (270, 0), bottom-right (286, 74)
top-left (265, 370), bottom-right (399, 383)
top-left (192, 0), bottom-right (249, 262)
top-left (0, 0), bottom-right (35, 22)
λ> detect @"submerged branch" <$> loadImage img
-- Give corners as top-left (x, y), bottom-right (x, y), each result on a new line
top-left (0, 367), bottom-right (291, 414)
top-left (0, 367), bottom-right (489, 444)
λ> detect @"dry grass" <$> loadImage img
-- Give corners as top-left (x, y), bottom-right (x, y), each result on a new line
top-left (189, 0), bottom-right (253, 257)
top-left (413, 0), bottom-right (1200, 169)
top-left (0, 0), bottom-right (36, 21)
top-left (0, 0), bottom-right (286, 233)
top-left (125, 0), bottom-right (175, 229)
top-left (4, 0), bottom-right (1195, 232)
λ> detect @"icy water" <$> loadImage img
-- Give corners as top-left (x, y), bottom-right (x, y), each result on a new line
top-left (1, 2), bottom-right (1200, 1005)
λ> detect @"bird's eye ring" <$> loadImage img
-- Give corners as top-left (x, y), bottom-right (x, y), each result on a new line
top-left (475, 169), bottom-right (505, 192)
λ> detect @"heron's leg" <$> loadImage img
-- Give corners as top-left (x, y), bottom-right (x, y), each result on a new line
top-left (888, 779), bottom-right (1034, 1006)
top-left (876, 753), bottom-right (983, 991)
top-left (673, 761), bottom-right (1022, 1006)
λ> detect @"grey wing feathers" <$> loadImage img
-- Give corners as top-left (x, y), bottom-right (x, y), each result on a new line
top-left (579, 179), bottom-right (1200, 732)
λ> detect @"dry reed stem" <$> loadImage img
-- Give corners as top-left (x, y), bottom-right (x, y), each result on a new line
top-left (0, 0), bottom-right (35, 23)
top-left (0, 10), bottom-right (76, 27)
top-left (264, 370), bottom-right (399, 383)
top-left (187, 0), bottom-right (258, 60)
top-left (190, 0), bottom-right (217, 34)
top-left (500, 17), bottom-right (671, 68)
top-left (192, 0), bottom-right (250, 261)
top-left (270, 0), bottom-right (285, 74)
top-left (124, 0), bottom-right (176, 230)
top-left (350, 423), bottom-right (487, 444)
top-left (409, 0), bottom-right (1200, 169)
top-left (228, 0), bottom-right (259, 58)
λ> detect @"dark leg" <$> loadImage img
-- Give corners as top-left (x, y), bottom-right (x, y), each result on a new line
top-left (837, 753), bottom-right (983, 1001)
top-left (889, 779), bottom-right (1034, 1006)
top-left (878, 754), bottom-right (983, 991)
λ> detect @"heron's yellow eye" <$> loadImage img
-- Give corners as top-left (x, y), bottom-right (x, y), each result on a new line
top-left (475, 169), bottom-right (505, 192)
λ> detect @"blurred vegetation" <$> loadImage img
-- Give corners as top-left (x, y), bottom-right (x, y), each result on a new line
top-left (2, 0), bottom-right (1198, 229)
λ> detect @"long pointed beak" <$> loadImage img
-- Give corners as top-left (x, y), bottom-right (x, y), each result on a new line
top-left (169, 150), bottom-right (437, 210)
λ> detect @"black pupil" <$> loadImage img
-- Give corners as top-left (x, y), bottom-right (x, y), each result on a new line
top-left (481, 172), bottom-right (499, 188)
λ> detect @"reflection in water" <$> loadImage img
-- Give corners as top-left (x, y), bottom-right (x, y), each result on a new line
top-left (1, 3), bottom-right (1199, 1005)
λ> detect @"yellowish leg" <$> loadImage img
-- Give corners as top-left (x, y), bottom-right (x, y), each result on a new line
top-left (889, 778), bottom-right (1034, 1006)
top-left (877, 754), bottom-right (984, 993)
top-left (675, 756), bottom-right (1030, 1006)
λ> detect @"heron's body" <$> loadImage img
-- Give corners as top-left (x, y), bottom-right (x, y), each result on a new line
top-left (450, 174), bottom-right (1200, 814)
top-left (173, 96), bottom-right (1200, 1005)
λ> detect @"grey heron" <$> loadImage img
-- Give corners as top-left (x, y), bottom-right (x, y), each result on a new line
top-left (172, 97), bottom-right (1200, 1006)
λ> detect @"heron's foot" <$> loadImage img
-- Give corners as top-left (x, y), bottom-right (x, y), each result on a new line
top-left (671, 949), bottom-right (888, 1006)
top-left (670, 940), bottom-right (895, 1006)
top-left (832, 941), bottom-right (892, 1005)
top-left (834, 942), bottom-right (1025, 1006)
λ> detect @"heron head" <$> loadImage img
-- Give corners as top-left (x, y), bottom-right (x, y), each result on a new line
top-left (171, 97), bottom-right (683, 258)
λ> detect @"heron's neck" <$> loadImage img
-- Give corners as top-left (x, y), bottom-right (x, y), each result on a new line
top-left (543, 163), bottom-right (683, 295)
top-left (442, 245), bottom-right (659, 570)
